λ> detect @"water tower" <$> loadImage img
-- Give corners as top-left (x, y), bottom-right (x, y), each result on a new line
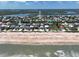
top-left (38, 10), bottom-right (42, 19)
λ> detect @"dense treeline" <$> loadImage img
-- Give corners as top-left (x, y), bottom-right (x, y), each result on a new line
top-left (0, 9), bottom-right (79, 15)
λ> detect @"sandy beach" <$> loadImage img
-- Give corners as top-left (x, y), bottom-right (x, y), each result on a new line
top-left (0, 32), bottom-right (79, 45)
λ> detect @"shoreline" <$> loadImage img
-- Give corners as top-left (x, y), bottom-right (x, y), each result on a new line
top-left (1, 42), bottom-right (79, 45)
top-left (0, 32), bottom-right (79, 45)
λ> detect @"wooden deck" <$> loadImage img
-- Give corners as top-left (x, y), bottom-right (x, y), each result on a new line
top-left (0, 32), bottom-right (79, 45)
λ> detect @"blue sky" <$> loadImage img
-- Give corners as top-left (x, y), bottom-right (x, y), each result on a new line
top-left (0, 1), bottom-right (79, 9)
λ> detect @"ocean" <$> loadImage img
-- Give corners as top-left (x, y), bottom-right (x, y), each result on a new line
top-left (0, 44), bottom-right (79, 57)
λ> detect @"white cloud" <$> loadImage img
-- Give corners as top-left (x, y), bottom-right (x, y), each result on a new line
top-left (25, 3), bottom-right (30, 5)
top-left (33, 1), bottom-right (39, 3)
top-left (0, 1), bottom-right (9, 5)
top-left (76, 1), bottom-right (79, 4)
top-left (18, 1), bottom-right (26, 3)
top-left (0, 1), bottom-right (9, 3)
top-left (57, 1), bottom-right (63, 4)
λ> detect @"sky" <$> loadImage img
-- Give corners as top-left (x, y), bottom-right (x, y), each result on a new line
top-left (0, 1), bottom-right (79, 9)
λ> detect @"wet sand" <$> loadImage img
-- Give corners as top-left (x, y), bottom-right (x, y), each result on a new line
top-left (0, 32), bottom-right (79, 45)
